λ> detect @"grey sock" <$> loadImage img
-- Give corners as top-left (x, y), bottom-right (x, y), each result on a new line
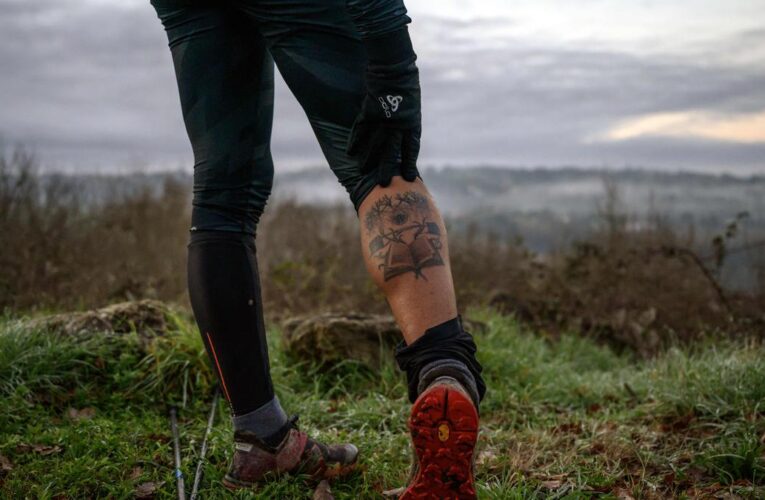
top-left (417, 359), bottom-right (481, 409)
top-left (231, 396), bottom-right (289, 440)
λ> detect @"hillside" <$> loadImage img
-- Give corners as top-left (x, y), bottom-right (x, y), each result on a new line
top-left (27, 165), bottom-right (764, 290)
top-left (39, 166), bottom-right (765, 225)
top-left (1, 309), bottom-right (763, 498)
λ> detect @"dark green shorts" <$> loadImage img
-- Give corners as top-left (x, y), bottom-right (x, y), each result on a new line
top-left (151, 0), bottom-right (401, 234)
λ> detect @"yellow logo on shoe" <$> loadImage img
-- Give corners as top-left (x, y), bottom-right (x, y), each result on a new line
top-left (438, 423), bottom-right (450, 442)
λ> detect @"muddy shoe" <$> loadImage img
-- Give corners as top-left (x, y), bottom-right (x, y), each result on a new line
top-left (222, 416), bottom-right (359, 490)
top-left (401, 377), bottom-right (479, 499)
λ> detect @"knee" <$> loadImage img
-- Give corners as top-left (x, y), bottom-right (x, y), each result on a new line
top-left (191, 149), bottom-right (274, 235)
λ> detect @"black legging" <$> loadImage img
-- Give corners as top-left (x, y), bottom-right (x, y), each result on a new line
top-left (151, 0), bottom-right (411, 234)
top-left (152, 0), bottom-right (412, 414)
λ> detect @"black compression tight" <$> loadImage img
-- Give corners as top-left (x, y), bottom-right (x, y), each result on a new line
top-left (187, 230), bottom-right (274, 414)
top-left (150, 0), bottom-right (411, 234)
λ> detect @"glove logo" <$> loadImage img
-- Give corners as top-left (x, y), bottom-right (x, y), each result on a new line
top-left (386, 95), bottom-right (403, 112)
top-left (378, 95), bottom-right (403, 118)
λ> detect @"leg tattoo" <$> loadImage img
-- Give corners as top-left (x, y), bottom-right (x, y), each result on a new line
top-left (364, 191), bottom-right (444, 281)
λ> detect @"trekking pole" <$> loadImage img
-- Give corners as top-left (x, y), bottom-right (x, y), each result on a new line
top-left (170, 407), bottom-right (186, 500)
top-left (190, 389), bottom-right (220, 500)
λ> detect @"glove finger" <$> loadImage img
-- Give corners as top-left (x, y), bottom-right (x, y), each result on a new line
top-left (401, 128), bottom-right (421, 182)
top-left (377, 130), bottom-right (403, 188)
top-left (378, 162), bottom-right (394, 188)
top-left (346, 121), bottom-right (374, 156)
top-left (360, 129), bottom-right (390, 176)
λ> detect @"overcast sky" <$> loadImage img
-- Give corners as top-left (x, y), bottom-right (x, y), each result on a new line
top-left (1, 0), bottom-right (763, 174)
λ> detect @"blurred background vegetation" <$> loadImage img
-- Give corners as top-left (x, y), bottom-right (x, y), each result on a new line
top-left (2, 145), bottom-right (763, 357)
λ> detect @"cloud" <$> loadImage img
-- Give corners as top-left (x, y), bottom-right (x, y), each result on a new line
top-left (0, 1), bottom-right (763, 173)
top-left (412, 18), bottom-right (765, 170)
top-left (599, 110), bottom-right (765, 144)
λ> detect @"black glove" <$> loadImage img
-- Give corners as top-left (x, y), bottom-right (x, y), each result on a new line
top-left (347, 28), bottom-right (421, 187)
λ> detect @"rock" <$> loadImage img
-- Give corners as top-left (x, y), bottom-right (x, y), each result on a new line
top-left (282, 313), bottom-right (400, 370)
top-left (26, 300), bottom-right (174, 341)
top-left (281, 313), bottom-right (485, 370)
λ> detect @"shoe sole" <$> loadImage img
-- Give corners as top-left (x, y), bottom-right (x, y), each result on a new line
top-left (402, 384), bottom-right (479, 499)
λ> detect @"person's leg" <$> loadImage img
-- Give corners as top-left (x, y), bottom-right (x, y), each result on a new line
top-left (359, 179), bottom-right (482, 499)
top-left (244, 0), bottom-right (485, 405)
top-left (358, 178), bottom-right (456, 342)
top-left (151, 1), bottom-right (358, 488)
top-left (150, 0), bottom-right (285, 431)
top-left (358, 177), bottom-right (485, 399)
top-left (246, 1), bottom-right (485, 495)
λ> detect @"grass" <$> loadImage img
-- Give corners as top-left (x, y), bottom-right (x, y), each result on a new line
top-left (1, 309), bottom-right (763, 499)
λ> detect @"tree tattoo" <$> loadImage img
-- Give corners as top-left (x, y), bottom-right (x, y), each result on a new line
top-left (364, 191), bottom-right (444, 281)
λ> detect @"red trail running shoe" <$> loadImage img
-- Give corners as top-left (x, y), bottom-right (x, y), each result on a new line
top-left (401, 376), bottom-right (479, 499)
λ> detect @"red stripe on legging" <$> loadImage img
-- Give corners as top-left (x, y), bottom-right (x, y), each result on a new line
top-left (206, 332), bottom-right (232, 403)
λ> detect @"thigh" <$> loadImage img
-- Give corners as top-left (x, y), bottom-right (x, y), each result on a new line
top-left (237, 0), bottom-right (375, 209)
top-left (151, 1), bottom-right (276, 234)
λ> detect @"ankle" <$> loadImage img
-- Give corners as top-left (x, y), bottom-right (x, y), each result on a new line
top-left (417, 359), bottom-right (481, 409)
top-left (232, 396), bottom-right (289, 445)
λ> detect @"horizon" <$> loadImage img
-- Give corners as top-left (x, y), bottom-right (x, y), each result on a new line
top-left (18, 160), bottom-right (765, 180)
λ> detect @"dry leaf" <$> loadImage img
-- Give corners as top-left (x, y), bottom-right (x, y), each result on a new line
top-left (613, 487), bottom-right (636, 500)
top-left (146, 433), bottom-right (170, 444)
top-left (135, 481), bottom-right (165, 499)
top-left (129, 466), bottom-right (143, 480)
top-left (541, 480), bottom-right (563, 489)
top-left (475, 449), bottom-right (498, 466)
top-left (589, 442), bottom-right (606, 454)
top-left (554, 422), bottom-right (583, 435)
top-left (731, 479), bottom-right (753, 487)
top-left (66, 407), bottom-right (96, 421)
top-left (17, 443), bottom-right (63, 456)
top-left (538, 473), bottom-right (567, 490)
top-left (382, 486), bottom-right (406, 497)
top-left (37, 445), bottom-right (62, 456)
top-left (536, 473), bottom-right (567, 480)
top-left (313, 480), bottom-right (334, 500)
top-left (0, 453), bottom-right (13, 475)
